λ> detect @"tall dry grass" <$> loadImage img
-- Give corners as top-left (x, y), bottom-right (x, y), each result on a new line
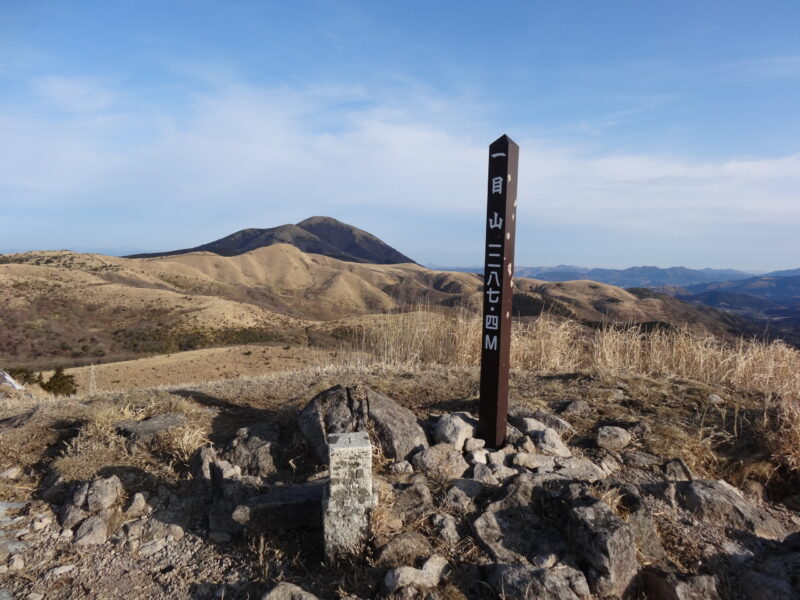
top-left (351, 308), bottom-right (800, 400)
top-left (350, 307), bottom-right (800, 470)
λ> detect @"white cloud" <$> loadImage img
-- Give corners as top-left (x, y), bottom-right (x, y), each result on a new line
top-left (2, 77), bottom-right (800, 261)
top-left (32, 75), bottom-right (115, 112)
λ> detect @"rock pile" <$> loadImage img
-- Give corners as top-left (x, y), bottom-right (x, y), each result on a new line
top-left (2, 384), bottom-right (798, 599)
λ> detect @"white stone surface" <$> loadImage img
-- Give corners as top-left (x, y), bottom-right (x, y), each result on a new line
top-left (323, 431), bottom-right (373, 561)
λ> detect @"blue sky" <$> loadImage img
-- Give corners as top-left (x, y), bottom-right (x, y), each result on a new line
top-left (1, 1), bottom-right (799, 270)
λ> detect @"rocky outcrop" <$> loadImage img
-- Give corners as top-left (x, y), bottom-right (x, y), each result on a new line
top-left (115, 413), bottom-right (186, 446)
top-left (298, 385), bottom-right (427, 464)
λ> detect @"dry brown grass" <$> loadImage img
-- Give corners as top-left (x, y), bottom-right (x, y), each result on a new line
top-left (348, 307), bottom-right (800, 472)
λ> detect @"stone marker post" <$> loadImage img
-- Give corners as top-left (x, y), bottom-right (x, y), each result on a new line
top-left (323, 431), bottom-right (374, 561)
top-left (478, 134), bottom-right (519, 448)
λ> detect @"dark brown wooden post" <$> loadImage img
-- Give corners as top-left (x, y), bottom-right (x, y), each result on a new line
top-left (478, 134), bottom-right (519, 448)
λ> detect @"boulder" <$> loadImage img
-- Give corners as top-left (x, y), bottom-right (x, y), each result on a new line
top-left (298, 385), bottom-right (427, 464)
top-left (644, 567), bottom-right (719, 600)
top-left (512, 453), bottom-right (555, 472)
top-left (530, 428), bottom-right (572, 458)
top-left (223, 424), bottom-right (280, 477)
top-left (472, 464), bottom-right (500, 486)
top-left (391, 480), bottom-right (436, 523)
top-left (411, 444), bottom-right (469, 481)
top-left (566, 496), bottom-right (639, 598)
top-left (486, 564), bottom-right (591, 600)
top-left (298, 385), bottom-right (367, 464)
top-left (553, 457), bottom-right (605, 482)
top-left (375, 531), bottom-right (433, 567)
top-left (464, 438), bottom-right (485, 452)
top-left (662, 458), bottom-right (693, 482)
top-left (518, 417), bottom-right (549, 435)
top-left (597, 426), bottom-right (632, 451)
top-left (74, 513), bottom-right (109, 545)
top-left (190, 446), bottom-right (217, 482)
top-left (366, 388), bottom-right (429, 461)
top-left (261, 583), bottom-right (320, 600)
top-left (736, 532), bottom-right (800, 600)
top-left (115, 413), bottom-right (186, 445)
top-left (561, 399), bottom-right (591, 417)
top-left (383, 555), bottom-right (448, 593)
top-left (466, 449), bottom-right (488, 465)
top-left (675, 479), bottom-right (785, 540)
top-left (431, 513), bottom-right (459, 545)
top-left (86, 475), bottom-right (124, 512)
top-left (532, 409), bottom-right (574, 435)
top-left (232, 481), bottom-right (325, 530)
top-left (433, 412), bottom-right (477, 451)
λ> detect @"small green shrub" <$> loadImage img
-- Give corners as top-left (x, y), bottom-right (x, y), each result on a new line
top-left (40, 367), bottom-right (77, 396)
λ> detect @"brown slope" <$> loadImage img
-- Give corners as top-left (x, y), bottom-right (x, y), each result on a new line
top-left (0, 248), bottom-right (772, 367)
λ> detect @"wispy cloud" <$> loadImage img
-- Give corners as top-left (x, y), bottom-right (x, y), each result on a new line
top-left (1, 75), bottom-right (799, 265)
top-left (32, 75), bottom-right (115, 112)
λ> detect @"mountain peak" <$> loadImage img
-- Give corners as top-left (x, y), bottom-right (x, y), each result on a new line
top-left (126, 217), bottom-right (416, 264)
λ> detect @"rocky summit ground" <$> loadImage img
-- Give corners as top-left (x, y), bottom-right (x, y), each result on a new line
top-left (1, 363), bottom-right (799, 599)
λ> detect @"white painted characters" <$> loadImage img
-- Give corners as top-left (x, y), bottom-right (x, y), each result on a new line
top-left (491, 176), bottom-right (503, 194)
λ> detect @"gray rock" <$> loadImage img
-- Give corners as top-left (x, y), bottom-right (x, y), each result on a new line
top-left (375, 531), bottom-right (433, 567)
top-left (532, 409), bottom-right (574, 435)
top-left (431, 513), bottom-right (459, 544)
top-left (566, 497), bottom-right (639, 597)
top-left (736, 532), bottom-right (800, 599)
top-left (554, 457), bottom-right (605, 482)
top-left (466, 449), bottom-right (488, 465)
top-left (125, 492), bottom-right (149, 517)
top-left (531, 428), bottom-right (572, 458)
top-left (74, 513), bottom-right (108, 545)
top-left (224, 424), bottom-right (281, 477)
top-left (623, 450), bottom-right (661, 468)
top-left (442, 480), bottom-right (483, 513)
top-left (675, 479), bottom-right (786, 540)
top-left (472, 464), bottom-right (500, 486)
top-left (298, 385), bottom-right (365, 464)
top-left (383, 555), bottom-right (448, 593)
top-left (412, 444), bottom-right (469, 481)
top-left (366, 387), bottom-right (429, 462)
top-left (191, 446), bottom-right (217, 482)
top-left (487, 445), bottom-right (515, 466)
top-left (298, 385), bottom-right (427, 464)
top-left (487, 563), bottom-right (591, 600)
top-left (616, 484), bottom-right (666, 564)
top-left (0, 467), bottom-right (21, 480)
top-left (644, 567), bottom-right (719, 600)
top-left (515, 435), bottom-right (538, 455)
top-left (518, 417), bottom-right (549, 435)
top-left (388, 460), bottom-right (414, 475)
top-left (512, 453), bottom-right (555, 472)
top-left (597, 426), bottom-right (632, 451)
top-left (115, 413), bottom-right (186, 444)
top-left (491, 465), bottom-right (523, 482)
top-left (464, 438), bottom-right (485, 452)
top-left (433, 412), bottom-right (477, 451)
top-left (663, 458), bottom-right (693, 482)
top-left (561, 399), bottom-right (590, 417)
top-left (87, 475), bottom-right (124, 512)
top-left (261, 583), bottom-right (320, 600)
top-left (392, 480), bottom-right (435, 523)
top-left (233, 481), bottom-right (325, 530)
top-left (504, 424), bottom-right (525, 445)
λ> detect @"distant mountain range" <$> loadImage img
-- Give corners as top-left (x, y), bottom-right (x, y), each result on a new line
top-left (127, 216), bottom-right (415, 265)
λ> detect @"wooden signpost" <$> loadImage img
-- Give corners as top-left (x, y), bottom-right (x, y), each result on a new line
top-left (478, 134), bottom-right (519, 448)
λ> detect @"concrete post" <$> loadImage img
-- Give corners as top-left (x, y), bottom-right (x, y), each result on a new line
top-left (323, 431), bottom-right (374, 561)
